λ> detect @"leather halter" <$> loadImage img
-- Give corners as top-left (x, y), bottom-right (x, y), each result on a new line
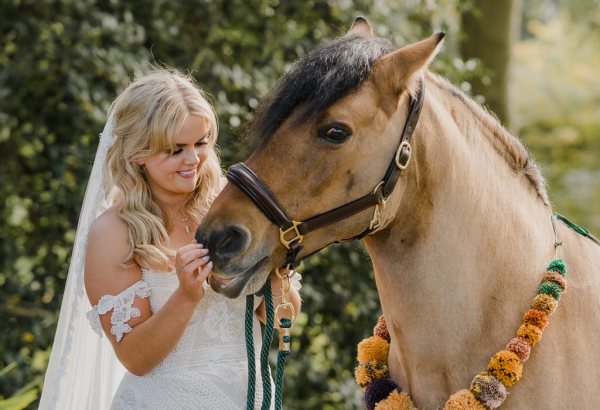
top-left (227, 81), bottom-right (425, 268)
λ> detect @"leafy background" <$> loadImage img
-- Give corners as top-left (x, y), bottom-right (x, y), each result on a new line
top-left (0, 0), bottom-right (598, 408)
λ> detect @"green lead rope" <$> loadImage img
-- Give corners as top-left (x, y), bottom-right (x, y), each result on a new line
top-left (245, 281), bottom-right (289, 410)
top-left (555, 212), bottom-right (600, 246)
top-left (260, 281), bottom-right (275, 410)
top-left (245, 294), bottom-right (257, 409)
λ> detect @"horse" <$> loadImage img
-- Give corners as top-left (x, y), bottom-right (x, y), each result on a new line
top-left (196, 17), bottom-right (600, 409)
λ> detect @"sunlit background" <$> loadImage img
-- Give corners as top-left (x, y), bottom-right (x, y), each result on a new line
top-left (1, 0), bottom-right (598, 408)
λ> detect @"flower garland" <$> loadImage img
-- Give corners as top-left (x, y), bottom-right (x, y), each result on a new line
top-left (355, 259), bottom-right (568, 410)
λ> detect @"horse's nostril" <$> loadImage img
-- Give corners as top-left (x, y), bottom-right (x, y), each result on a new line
top-left (212, 225), bottom-right (250, 260)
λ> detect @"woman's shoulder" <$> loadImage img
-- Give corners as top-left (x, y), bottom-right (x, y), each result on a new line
top-left (90, 206), bottom-right (128, 237)
top-left (86, 209), bottom-right (131, 272)
top-left (85, 207), bottom-right (141, 302)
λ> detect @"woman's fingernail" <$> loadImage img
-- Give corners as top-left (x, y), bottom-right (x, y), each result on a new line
top-left (197, 243), bottom-right (204, 248)
top-left (202, 255), bottom-right (210, 262)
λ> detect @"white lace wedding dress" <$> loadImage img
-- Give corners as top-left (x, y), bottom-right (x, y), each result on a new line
top-left (93, 268), bottom-right (269, 410)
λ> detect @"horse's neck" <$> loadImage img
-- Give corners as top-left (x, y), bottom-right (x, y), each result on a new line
top-left (363, 84), bottom-right (555, 404)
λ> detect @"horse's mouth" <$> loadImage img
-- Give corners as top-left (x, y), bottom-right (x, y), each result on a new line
top-left (208, 255), bottom-right (270, 298)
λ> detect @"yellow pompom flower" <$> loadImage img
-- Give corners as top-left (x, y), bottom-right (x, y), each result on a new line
top-left (444, 389), bottom-right (486, 410)
top-left (487, 350), bottom-right (523, 387)
top-left (375, 390), bottom-right (417, 410)
top-left (355, 364), bottom-right (370, 388)
top-left (357, 336), bottom-right (390, 364)
top-left (531, 293), bottom-right (557, 315)
top-left (517, 323), bottom-right (543, 345)
top-left (355, 361), bottom-right (389, 388)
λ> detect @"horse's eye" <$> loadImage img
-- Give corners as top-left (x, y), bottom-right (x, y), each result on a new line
top-left (319, 124), bottom-right (352, 144)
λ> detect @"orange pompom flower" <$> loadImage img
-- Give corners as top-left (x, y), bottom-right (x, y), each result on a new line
top-left (444, 389), bottom-right (486, 410)
top-left (357, 336), bottom-right (390, 364)
top-left (487, 350), bottom-right (523, 387)
top-left (375, 390), bottom-right (416, 410)
top-left (523, 309), bottom-right (549, 330)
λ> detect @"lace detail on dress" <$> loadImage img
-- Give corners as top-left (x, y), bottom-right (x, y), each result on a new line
top-left (87, 281), bottom-right (151, 342)
top-left (108, 269), bottom-right (269, 409)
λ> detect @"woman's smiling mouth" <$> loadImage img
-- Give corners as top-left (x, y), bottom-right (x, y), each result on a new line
top-left (177, 168), bottom-right (197, 178)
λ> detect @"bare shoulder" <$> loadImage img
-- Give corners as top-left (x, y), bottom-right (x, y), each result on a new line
top-left (84, 207), bottom-right (141, 305)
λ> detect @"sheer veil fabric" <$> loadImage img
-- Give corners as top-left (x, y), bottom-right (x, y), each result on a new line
top-left (39, 113), bottom-right (126, 410)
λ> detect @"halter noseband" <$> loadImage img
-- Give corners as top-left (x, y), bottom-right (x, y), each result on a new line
top-left (227, 81), bottom-right (425, 269)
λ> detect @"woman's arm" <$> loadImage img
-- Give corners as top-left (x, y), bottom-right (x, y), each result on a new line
top-left (84, 210), bottom-right (211, 376)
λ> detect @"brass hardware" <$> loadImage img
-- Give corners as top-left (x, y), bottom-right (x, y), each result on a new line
top-left (274, 267), bottom-right (295, 351)
top-left (279, 221), bottom-right (304, 250)
top-left (278, 326), bottom-right (291, 351)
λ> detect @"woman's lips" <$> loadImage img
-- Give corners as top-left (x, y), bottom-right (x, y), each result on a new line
top-left (177, 169), bottom-right (197, 178)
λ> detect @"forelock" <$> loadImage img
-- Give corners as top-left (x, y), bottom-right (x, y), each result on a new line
top-left (249, 35), bottom-right (393, 143)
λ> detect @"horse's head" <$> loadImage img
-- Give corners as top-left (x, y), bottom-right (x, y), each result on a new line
top-left (197, 18), bottom-right (444, 297)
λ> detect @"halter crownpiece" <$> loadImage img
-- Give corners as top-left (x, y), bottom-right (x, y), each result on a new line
top-left (227, 79), bottom-right (425, 269)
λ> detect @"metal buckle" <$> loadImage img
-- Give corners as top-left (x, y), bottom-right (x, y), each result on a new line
top-left (279, 221), bottom-right (304, 249)
top-left (369, 182), bottom-right (387, 230)
top-left (395, 141), bottom-right (412, 170)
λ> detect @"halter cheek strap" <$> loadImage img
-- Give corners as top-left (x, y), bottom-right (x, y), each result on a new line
top-left (227, 80), bottom-right (425, 269)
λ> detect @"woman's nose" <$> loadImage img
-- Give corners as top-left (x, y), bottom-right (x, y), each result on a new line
top-left (184, 147), bottom-right (200, 165)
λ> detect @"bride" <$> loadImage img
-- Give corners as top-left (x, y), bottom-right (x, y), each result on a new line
top-left (39, 69), bottom-right (301, 410)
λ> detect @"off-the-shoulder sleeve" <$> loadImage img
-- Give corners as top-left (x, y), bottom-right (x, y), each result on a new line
top-left (86, 280), bottom-right (151, 342)
top-left (290, 271), bottom-right (302, 292)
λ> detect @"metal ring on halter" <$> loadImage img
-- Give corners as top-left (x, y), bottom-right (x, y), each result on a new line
top-left (395, 141), bottom-right (412, 170)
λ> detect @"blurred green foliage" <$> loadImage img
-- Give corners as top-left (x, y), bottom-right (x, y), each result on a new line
top-left (0, 0), bottom-right (597, 409)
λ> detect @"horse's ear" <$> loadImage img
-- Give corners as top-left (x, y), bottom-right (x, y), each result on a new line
top-left (346, 16), bottom-right (374, 37)
top-left (374, 32), bottom-right (445, 97)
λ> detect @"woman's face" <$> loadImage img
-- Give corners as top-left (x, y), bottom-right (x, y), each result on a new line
top-left (141, 115), bottom-right (211, 202)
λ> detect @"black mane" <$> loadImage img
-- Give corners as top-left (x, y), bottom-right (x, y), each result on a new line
top-left (249, 34), bottom-right (393, 143)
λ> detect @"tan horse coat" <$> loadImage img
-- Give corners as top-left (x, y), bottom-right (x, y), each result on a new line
top-left (364, 71), bottom-right (600, 408)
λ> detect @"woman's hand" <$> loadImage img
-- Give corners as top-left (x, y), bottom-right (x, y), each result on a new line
top-left (174, 240), bottom-right (212, 303)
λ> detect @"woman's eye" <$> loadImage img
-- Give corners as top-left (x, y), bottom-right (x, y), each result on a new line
top-left (172, 148), bottom-right (183, 155)
top-left (195, 139), bottom-right (208, 147)
top-left (319, 124), bottom-right (352, 144)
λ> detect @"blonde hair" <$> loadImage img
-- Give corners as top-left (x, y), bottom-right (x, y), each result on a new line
top-left (104, 69), bottom-right (224, 270)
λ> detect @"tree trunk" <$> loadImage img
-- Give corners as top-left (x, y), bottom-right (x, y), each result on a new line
top-left (460, 0), bottom-right (523, 131)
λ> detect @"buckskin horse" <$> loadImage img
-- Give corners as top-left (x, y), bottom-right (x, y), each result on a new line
top-left (196, 17), bottom-right (600, 409)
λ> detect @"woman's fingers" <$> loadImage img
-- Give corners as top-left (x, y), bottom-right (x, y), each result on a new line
top-left (180, 255), bottom-right (210, 276)
top-left (178, 247), bottom-right (208, 268)
top-left (196, 260), bottom-right (213, 282)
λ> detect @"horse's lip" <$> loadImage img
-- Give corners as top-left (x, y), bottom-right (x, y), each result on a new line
top-left (208, 273), bottom-right (238, 289)
top-left (208, 256), bottom-right (270, 297)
